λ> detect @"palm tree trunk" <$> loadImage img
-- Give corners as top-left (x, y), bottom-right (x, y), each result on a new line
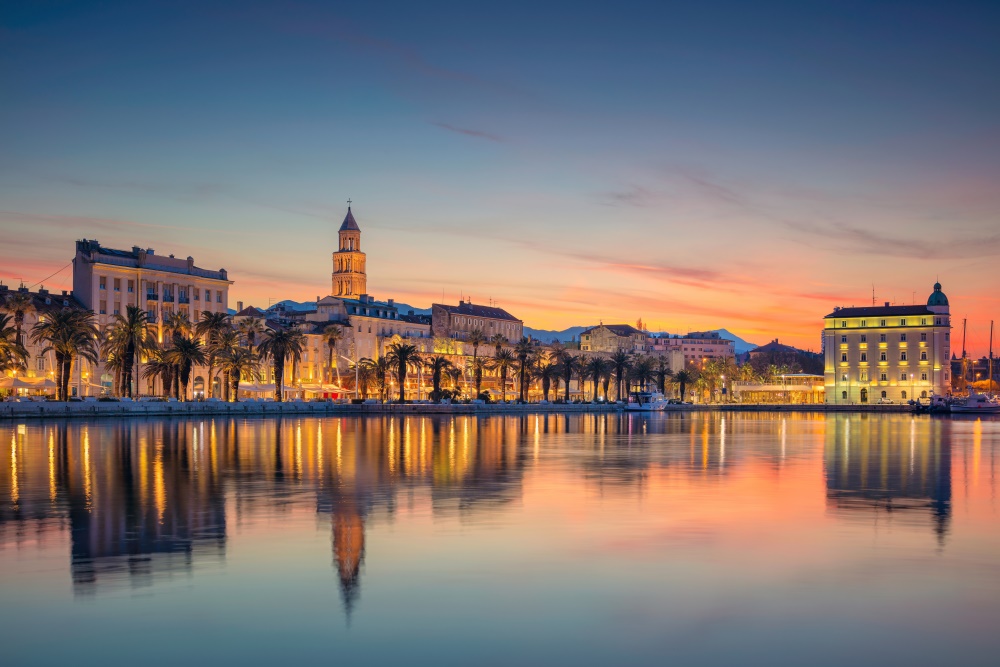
top-left (62, 356), bottom-right (73, 401)
top-left (232, 375), bottom-right (240, 402)
top-left (398, 367), bottom-right (406, 402)
top-left (274, 358), bottom-right (284, 401)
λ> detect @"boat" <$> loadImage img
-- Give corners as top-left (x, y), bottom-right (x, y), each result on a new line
top-left (950, 391), bottom-right (1000, 414)
top-left (625, 392), bottom-right (670, 412)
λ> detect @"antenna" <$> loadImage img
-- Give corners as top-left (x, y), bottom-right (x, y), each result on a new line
top-left (872, 284), bottom-right (875, 307)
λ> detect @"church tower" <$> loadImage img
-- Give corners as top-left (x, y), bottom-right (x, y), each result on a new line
top-left (332, 204), bottom-right (367, 297)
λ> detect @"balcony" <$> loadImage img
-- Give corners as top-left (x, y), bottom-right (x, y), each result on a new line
top-left (178, 296), bottom-right (190, 304)
top-left (162, 294), bottom-right (175, 303)
top-left (145, 293), bottom-right (158, 301)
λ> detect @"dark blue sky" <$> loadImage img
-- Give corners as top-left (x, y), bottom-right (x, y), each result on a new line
top-left (2, 0), bottom-right (999, 346)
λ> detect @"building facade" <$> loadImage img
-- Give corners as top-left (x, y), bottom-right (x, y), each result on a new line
top-left (649, 331), bottom-right (735, 366)
top-left (431, 301), bottom-right (523, 342)
top-left (72, 239), bottom-right (231, 340)
top-left (823, 283), bottom-right (952, 404)
top-left (331, 207), bottom-right (367, 297)
top-left (579, 324), bottom-right (646, 353)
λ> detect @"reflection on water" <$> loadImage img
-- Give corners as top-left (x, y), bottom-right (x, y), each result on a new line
top-left (825, 417), bottom-right (952, 542)
top-left (1, 413), bottom-right (998, 666)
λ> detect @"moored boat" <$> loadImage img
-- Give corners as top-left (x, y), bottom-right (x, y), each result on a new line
top-left (625, 392), bottom-right (669, 412)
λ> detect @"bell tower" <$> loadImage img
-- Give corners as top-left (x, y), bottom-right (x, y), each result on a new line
top-left (332, 203), bottom-right (367, 297)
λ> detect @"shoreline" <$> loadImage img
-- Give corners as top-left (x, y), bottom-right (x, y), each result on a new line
top-left (0, 401), bottom-right (918, 421)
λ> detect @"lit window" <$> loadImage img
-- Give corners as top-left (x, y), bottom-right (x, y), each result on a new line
top-left (880, 373), bottom-right (887, 381)
top-left (861, 353), bottom-right (867, 362)
top-left (921, 373), bottom-right (927, 381)
top-left (880, 352), bottom-right (887, 361)
top-left (841, 353), bottom-right (848, 362)
top-left (900, 319), bottom-right (906, 326)
top-left (880, 320), bottom-right (886, 327)
top-left (901, 352), bottom-right (907, 361)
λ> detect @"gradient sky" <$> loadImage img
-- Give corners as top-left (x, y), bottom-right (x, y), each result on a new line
top-left (2, 1), bottom-right (999, 352)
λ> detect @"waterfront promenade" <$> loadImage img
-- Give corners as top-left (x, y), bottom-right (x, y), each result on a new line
top-left (0, 400), bottom-right (913, 421)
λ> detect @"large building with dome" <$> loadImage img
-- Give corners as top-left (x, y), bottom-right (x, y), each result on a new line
top-left (823, 283), bottom-right (952, 404)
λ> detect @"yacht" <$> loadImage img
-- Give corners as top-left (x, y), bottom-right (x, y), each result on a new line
top-left (624, 392), bottom-right (670, 412)
top-left (950, 391), bottom-right (1000, 415)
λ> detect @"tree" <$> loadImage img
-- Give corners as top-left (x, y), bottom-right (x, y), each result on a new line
top-left (489, 333), bottom-right (507, 357)
top-left (674, 370), bottom-right (695, 403)
top-left (163, 311), bottom-right (192, 343)
top-left (218, 347), bottom-right (260, 402)
top-left (425, 355), bottom-right (453, 403)
top-left (556, 349), bottom-right (580, 402)
top-left (142, 348), bottom-right (173, 397)
top-left (30, 308), bottom-right (99, 401)
top-left (583, 356), bottom-right (610, 402)
top-left (353, 358), bottom-right (376, 400)
top-left (537, 357), bottom-right (561, 402)
top-left (105, 306), bottom-right (152, 398)
top-left (629, 356), bottom-right (655, 395)
top-left (195, 311), bottom-right (232, 398)
top-left (322, 324), bottom-right (344, 385)
top-left (1, 290), bottom-right (35, 348)
top-left (654, 356), bottom-right (672, 395)
top-left (165, 337), bottom-right (206, 400)
top-left (610, 349), bottom-right (633, 401)
top-left (210, 328), bottom-right (241, 401)
top-left (238, 317), bottom-right (267, 349)
top-left (0, 314), bottom-right (28, 373)
top-left (257, 327), bottom-right (305, 402)
top-left (468, 328), bottom-right (487, 397)
top-left (491, 348), bottom-right (517, 402)
top-left (514, 337), bottom-right (535, 402)
top-left (385, 342), bottom-right (421, 402)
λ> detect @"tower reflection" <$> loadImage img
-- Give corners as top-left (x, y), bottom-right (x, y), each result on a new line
top-left (824, 416), bottom-right (951, 542)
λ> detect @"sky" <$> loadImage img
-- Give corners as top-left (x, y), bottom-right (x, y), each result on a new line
top-left (2, 0), bottom-right (999, 352)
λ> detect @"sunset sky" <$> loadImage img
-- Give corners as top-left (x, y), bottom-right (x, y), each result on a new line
top-left (2, 1), bottom-right (999, 352)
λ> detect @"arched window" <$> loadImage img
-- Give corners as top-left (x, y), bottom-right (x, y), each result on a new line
top-left (881, 391), bottom-right (887, 399)
top-left (860, 388), bottom-right (868, 403)
top-left (901, 391), bottom-right (907, 400)
top-left (921, 390), bottom-right (927, 398)
top-left (842, 391), bottom-right (847, 400)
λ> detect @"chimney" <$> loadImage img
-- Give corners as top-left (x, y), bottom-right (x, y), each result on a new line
top-left (132, 246), bottom-right (141, 254)
top-left (388, 298), bottom-right (394, 307)
top-left (147, 248), bottom-right (155, 255)
top-left (237, 301), bottom-right (244, 312)
top-left (885, 301), bottom-right (890, 307)
top-left (187, 256), bottom-right (194, 271)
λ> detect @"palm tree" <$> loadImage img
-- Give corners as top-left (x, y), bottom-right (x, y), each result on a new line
top-left (105, 306), bottom-right (151, 398)
top-left (0, 313), bottom-right (28, 373)
top-left (385, 342), bottom-right (421, 402)
top-left (491, 348), bottom-right (517, 402)
top-left (165, 337), bottom-right (206, 400)
top-left (257, 327), bottom-right (305, 401)
top-left (353, 358), bottom-right (376, 400)
top-left (218, 347), bottom-right (260, 401)
top-left (142, 348), bottom-right (173, 397)
top-left (1, 290), bottom-right (35, 347)
top-left (556, 350), bottom-right (580, 402)
top-left (425, 355), bottom-right (453, 403)
top-left (674, 370), bottom-right (695, 403)
top-left (163, 311), bottom-right (192, 343)
top-left (583, 356), bottom-right (610, 402)
top-left (513, 337), bottom-right (534, 403)
top-left (489, 333), bottom-right (507, 357)
top-left (208, 327), bottom-right (241, 400)
top-left (629, 356), bottom-right (656, 395)
top-left (468, 328), bottom-right (487, 397)
top-left (322, 324), bottom-right (344, 385)
top-left (195, 311), bottom-right (231, 398)
top-left (610, 349), bottom-right (633, 401)
top-left (238, 317), bottom-right (267, 349)
top-left (537, 357), bottom-right (561, 402)
top-left (654, 356), bottom-right (672, 395)
top-left (30, 308), bottom-right (99, 401)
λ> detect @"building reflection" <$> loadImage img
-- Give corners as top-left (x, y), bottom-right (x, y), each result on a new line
top-left (824, 416), bottom-right (951, 542)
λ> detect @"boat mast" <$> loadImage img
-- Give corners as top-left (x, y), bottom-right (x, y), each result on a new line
top-left (962, 318), bottom-right (968, 392)
top-left (990, 320), bottom-right (995, 398)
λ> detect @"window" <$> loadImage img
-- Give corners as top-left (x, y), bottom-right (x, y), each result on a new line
top-left (128, 280), bottom-right (134, 293)
top-left (921, 318), bottom-right (927, 325)
top-left (921, 391), bottom-right (927, 398)
top-left (841, 353), bottom-right (848, 362)
top-left (860, 370), bottom-right (868, 382)
top-left (880, 352), bottom-right (887, 362)
top-left (900, 319), bottom-right (906, 326)
top-left (900, 352), bottom-right (907, 361)
top-left (36, 357), bottom-right (46, 371)
top-left (113, 278), bottom-right (121, 291)
top-left (900, 373), bottom-right (907, 381)
top-left (841, 373), bottom-right (848, 382)
top-left (881, 391), bottom-right (887, 398)
top-left (99, 300), bottom-right (107, 314)
top-left (900, 333), bottom-right (906, 342)
top-left (113, 307), bottom-right (120, 315)
top-left (880, 373), bottom-right (887, 382)
top-left (842, 391), bottom-right (848, 400)
top-left (205, 290), bottom-right (211, 302)
top-left (841, 320), bottom-right (847, 328)
top-left (921, 373), bottom-right (927, 381)
top-left (945, 333), bottom-right (950, 341)
top-left (880, 334), bottom-right (887, 342)
top-left (99, 277), bottom-right (107, 290)
top-left (194, 289), bottom-right (200, 301)
top-left (920, 333), bottom-right (927, 341)
top-left (841, 335), bottom-right (847, 343)
top-left (860, 335), bottom-right (867, 343)
top-left (936, 318), bottom-right (942, 325)
top-left (861, 320), bottom-right (867, 327)
top-left (861, 353), bottom-right (867, 362)
top-left (901, 391), bottom-right (907, 399)
top-left (920, 351), bottom-right (927, 361)
top-left (880, 319), bottom-right (886, 327)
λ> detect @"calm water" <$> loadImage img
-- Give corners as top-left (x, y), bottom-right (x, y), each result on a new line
top-left (1, 413), bottom-right (998, 666)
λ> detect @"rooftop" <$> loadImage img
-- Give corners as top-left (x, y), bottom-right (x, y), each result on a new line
top-left (339, 207), bottom-right (360, 232)
top-left (825, 304), bottom-right (935, 319)
top-left (433, 301), bottom-right (521, 322)
top-left (75, 239), bottom-right (230, 282)
top-left (581, 324), bottom-right (643, 337)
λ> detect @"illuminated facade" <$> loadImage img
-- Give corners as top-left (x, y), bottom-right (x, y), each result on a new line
top-left (823, 283), bottom-right (951, 404)
top-left (579, 324), bottom-right (646, 353)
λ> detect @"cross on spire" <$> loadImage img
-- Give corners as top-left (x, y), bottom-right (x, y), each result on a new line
top-left (347, 198), bottom-right (352, 208)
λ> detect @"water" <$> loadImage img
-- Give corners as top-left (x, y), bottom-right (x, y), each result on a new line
top-left (1, 413), bottom-right (998, 666)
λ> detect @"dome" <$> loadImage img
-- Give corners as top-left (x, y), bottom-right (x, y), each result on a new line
top-left (927, 282), bottom-right (949, 307)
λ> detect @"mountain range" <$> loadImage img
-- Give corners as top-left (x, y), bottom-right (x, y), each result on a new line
top-left (251, 301), bottom-right (758, 353)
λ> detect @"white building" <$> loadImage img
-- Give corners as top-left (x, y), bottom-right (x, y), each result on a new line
top-left (823, 283), bottom-right (951, 404)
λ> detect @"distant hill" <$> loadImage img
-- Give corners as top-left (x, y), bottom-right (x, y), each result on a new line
top-left (525, 325), bottom-right (759, 353)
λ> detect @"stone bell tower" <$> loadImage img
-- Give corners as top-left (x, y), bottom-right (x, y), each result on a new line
top-left (332, 203), bottom-right (367, 297)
